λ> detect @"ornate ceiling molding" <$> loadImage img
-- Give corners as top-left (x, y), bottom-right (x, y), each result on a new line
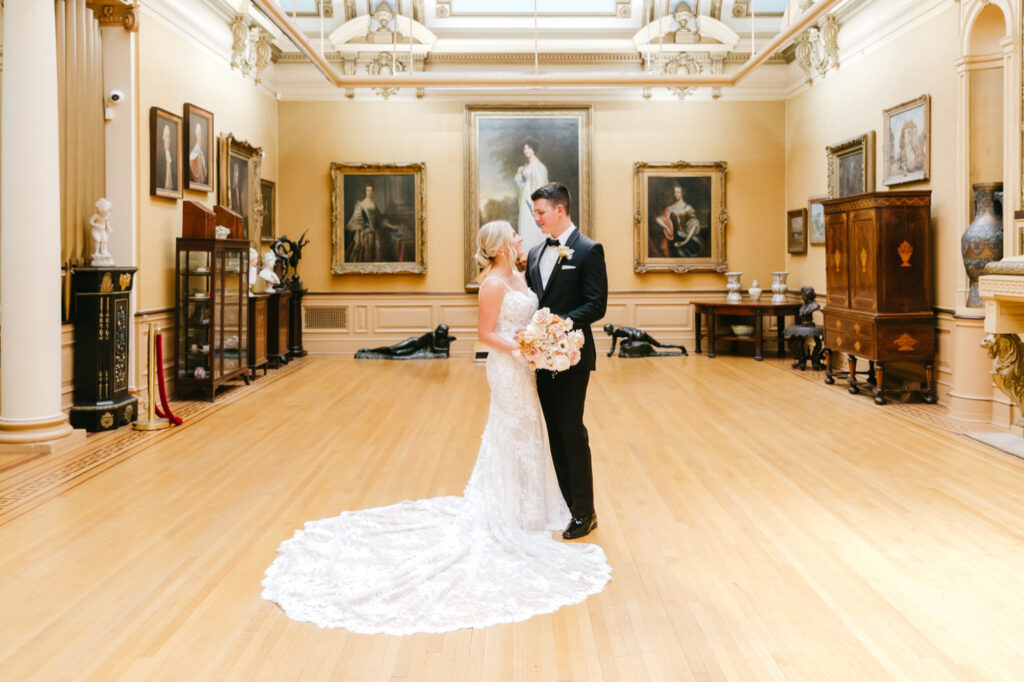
top-left (86, 0), bottom-right (140, 32)
top-left (274, 50), bottom-right (787, 65)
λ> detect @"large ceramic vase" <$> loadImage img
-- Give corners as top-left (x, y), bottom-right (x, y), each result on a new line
top-left (961, 182), bottom-right (1004, 308)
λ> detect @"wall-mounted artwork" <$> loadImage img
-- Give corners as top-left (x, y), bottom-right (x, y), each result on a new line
top-left (883, 94), bottom-right (930, 186)
top-left (217, 133), bottom-right (263, 241)
top-left (150, 107), bottom-right (182, 199)
top-left (787, 208), bottom-right (808, 254)
top-left (464, 105), bottom-right (592, 288)
top-left (827, 131), bottom-right (875, 198)
top-left (808, 195), bottom-right (827, 246)
top-left (260, 179), bottom-right (275, 242)
top-left (183, 103), bottom-right (214, 192)
top-left (330, 162), bottom-right (426, 275)
top-left (633, 161), bottom-right (728, 273)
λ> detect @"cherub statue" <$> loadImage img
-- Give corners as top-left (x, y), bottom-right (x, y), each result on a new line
top-left (89, 198), bottom-right (115, 266)
top-left (603, 323), bottom-right (687, 358)
top-left (355, 324), bottom-right (457, 360)
top-left (258, 250), bottom-right (280, 292)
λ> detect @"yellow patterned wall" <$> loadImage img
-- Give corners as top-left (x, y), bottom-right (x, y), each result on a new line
top-left (278, 100), bottom-right (787, 295)
top-left (137, 14), bottom-right (279, 312)
top-left (785, 3), bottom-right (960, 311)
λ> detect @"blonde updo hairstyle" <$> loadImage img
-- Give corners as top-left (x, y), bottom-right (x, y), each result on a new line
top-left (475, 220), bottom-right (516, 283)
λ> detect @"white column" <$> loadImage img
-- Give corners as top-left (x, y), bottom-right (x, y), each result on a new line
top-left (0, 0), bottom-right (76, 449)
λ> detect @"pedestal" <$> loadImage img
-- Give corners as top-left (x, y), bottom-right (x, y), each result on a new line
top-left (69, 267), bottom-right (139, 431)
top-left (288, 288), bottom-right (307, 357)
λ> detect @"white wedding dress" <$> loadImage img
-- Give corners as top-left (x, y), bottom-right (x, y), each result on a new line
top-left (261, 280), bottom-right (611, 634)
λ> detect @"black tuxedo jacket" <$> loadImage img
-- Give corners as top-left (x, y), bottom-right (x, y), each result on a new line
top-left (526, 228), bottom-right (608, 373)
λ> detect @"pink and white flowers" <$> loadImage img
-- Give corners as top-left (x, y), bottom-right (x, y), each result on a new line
top-left (516, 307), bottom-right (585, 372)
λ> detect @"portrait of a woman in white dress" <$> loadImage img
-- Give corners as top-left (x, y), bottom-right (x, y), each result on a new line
top-left (513, 139), bottom-right (548, 252)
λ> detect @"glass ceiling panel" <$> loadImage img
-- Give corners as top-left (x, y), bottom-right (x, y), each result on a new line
top-left (451, 0), bottom-right (616, 14)
top-left (753, 0), bottom-right (789, 13)
top-left (278, 0), bottom-right (319, 13)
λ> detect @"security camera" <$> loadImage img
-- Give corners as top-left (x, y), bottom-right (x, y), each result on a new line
top-left (108, 89), bottom-right (124, 103)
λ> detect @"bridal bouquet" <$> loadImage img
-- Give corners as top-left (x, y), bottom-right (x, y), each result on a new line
top-left (516, 308), bottom-right (585, 372)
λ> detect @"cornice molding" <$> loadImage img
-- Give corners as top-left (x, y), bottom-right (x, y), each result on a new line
top-left (274, 50), bottom-right (787, 65)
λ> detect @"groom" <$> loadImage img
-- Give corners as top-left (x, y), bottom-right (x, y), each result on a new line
top-left (525, 182), bottom-right (608, 540)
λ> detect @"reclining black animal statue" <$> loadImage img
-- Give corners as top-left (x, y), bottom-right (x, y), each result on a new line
top-left (355, 324), bottom-right (456, 360)
top-left (603, 324), bottom-right (687, 358)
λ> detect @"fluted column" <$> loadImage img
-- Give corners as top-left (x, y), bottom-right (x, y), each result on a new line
top-left (0, 0), bottom-right (77, 450)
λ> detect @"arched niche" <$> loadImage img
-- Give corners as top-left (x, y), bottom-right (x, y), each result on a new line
top-left (965, 4), bottom-right (1008, 188)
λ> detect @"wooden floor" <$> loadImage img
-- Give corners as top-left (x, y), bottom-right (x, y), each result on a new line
top-left (2, 355), bottom-right (1024, 681)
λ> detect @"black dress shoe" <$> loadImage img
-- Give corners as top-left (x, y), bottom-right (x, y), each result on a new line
top-left (562, 513), bottom-right (598, 540)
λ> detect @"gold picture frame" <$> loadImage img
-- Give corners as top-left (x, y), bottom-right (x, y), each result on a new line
top-left (827, 131), bottom-right (875, 198)
top-left (882, 94), bottom-right (930, 186)
top-left (217, 133), bottom-right (263, 244)
top-left (330, 162), bottom-right (426, 275)
top-left (464, 105), bottom-right (593, 289)
top-left (808, 194), bottom-right (827, 246)
top-left (633, 161), bottom-right (728, 273)
top-left (150, 107), bottom-right (182, 199)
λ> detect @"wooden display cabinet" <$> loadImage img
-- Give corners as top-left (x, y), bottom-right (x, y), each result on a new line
top-left (821, 191), bottom-right (936, 404)
top-left (175, 237), bottom-right (250, 400)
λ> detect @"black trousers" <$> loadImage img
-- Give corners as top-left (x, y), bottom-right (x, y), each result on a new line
top-left (536, 368), bottom-right (594, 518)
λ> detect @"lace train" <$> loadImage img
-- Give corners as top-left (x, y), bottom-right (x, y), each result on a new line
top-left (261, 286), bottom-right (612, 634)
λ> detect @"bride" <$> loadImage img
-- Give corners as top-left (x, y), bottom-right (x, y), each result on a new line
top-left (262, 221), bottom-right (611, 634)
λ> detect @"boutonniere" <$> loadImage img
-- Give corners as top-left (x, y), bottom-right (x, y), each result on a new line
top-left (557, 246), bottom-right (574, 262)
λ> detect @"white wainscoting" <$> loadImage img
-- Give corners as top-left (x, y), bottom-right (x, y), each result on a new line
top-left (299, 290), bottom-right (754, 356)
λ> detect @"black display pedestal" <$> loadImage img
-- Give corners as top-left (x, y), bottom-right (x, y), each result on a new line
top-left (288, 288), bottom-right (307, 357)
top-left (70, 267), bottom-right (139, 432)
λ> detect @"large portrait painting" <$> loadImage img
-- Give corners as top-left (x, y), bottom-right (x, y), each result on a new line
top-left (827, 131), bottom-right (875, 198)
top-left (465, 105), bottom-right (592, 288)
top-left (217, 133), bottom-right (262, 243)
top-left (633, 161), bottom-right (727, 273)
top-left (330, 162), bottom-right (426, 275)
top-left (150, 107), bottom-right (182, 199)
top-left (183, 103), bottom-right (214, 192)
top-left (883, 95), bottom-right (930, 186)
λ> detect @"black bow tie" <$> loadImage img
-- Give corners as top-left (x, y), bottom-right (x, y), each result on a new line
top-left (545, 237), bottom-right (561, 247)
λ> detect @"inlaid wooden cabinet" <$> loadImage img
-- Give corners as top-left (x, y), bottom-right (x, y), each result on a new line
top-left (822, 191), bottom-right (936, 404)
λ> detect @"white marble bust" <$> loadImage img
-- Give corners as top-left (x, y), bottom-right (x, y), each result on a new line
top-left (258, 250), bottom-right (280, 292)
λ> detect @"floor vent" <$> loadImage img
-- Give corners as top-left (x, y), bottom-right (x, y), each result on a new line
top-left (304, 305), bottom-right (349, 330)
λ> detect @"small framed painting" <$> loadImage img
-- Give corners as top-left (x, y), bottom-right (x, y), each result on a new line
top-left (882, 95), bottom-right (930, 186)
top-left (808, 195), bottom-right (827, 246)
top-left (827, 131), bottom-right (875, 198)
top-left (150, 107), bottom-right (182, 199)
top-left (260, 179), bottom-right (275, 242)
top-left (183, 103), bottom-right (214, 192)
top-left (787, 208), bottom-right (808, 254)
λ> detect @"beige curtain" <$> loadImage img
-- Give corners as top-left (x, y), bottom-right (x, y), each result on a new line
top-left (55, 0), bottom-right (105, 313)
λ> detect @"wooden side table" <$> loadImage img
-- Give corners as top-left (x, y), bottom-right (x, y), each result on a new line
top-left (694, 299), bottom-right (801, 361)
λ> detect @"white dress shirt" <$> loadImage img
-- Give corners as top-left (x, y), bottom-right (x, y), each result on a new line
top-left (540, 223), bottom-right (576, 289)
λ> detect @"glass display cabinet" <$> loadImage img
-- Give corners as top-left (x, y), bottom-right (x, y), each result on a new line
top-left (175, 238), bottom-right (250, 400)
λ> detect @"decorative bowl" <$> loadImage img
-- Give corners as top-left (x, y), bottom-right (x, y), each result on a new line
top-left (730, 324), bottom-right (755, 337)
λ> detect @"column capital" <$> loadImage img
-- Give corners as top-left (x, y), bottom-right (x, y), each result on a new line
top-left (86, 1), bottom-right (140, 33)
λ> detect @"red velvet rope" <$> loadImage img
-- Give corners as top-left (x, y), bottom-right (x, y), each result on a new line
top-left (153, 332), bottom-right (182, 425)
